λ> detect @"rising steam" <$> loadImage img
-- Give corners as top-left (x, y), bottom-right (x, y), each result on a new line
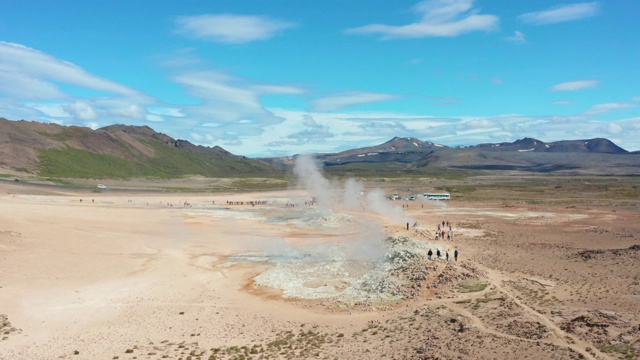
top-left (293, 154), bottom-right (412, 224)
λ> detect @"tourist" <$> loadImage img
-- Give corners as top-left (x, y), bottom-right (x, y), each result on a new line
top-left (454, 248), bottom-right (459, 261)
top-left (446, 251), bottom-right (450, 261)
top-left (436, 249), bottom-right (441, 259)
top-left (427, 249), bottom-right (433, 260)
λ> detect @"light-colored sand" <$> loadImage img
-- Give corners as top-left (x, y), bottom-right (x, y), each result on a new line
top-left (0, 188), bottom-right (392, 359)
top-left (1, 181), bottom-right (638, 360)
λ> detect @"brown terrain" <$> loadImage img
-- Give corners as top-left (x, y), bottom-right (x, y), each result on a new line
top-left (0, 172), bottom-right (638, 360)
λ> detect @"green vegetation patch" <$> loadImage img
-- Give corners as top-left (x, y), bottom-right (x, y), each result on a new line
top-left (37, 143), bottom-right (279, 179)
top-left (475, 297), bottom-right (505, 304)
top-left (325, 163), bottom-right (471, 180)
top-left (35, 127), bottom-right (90, 142)
top-left (437, 185), bottom-right (477, 194)
top-left (453, 299), bottom-right (472, 304)
top-left (599, 343), bottom-right (639, 358)
top-left (458, 281), bottom-right (488, 293)
top-left (38, 147), bottom-right (151, 178)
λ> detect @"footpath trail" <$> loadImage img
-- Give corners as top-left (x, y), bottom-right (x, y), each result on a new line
top-left (448, 259), bottom-right (610, 360)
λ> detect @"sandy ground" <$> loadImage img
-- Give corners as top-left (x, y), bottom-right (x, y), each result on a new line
top-left (0, 180), bottom-right (639, 360)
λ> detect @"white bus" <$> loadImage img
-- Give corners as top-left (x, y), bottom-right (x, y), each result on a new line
top-left (424, 193), bottom-right (450, 200)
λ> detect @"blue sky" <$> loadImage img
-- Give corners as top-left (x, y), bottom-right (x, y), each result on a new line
top-left (1, 0), bottom-right (639, 156)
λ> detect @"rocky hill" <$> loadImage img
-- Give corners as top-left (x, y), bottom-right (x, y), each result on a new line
top-left (0, 118), bottom-right (276, 178)
top-left (316, 137), bottom-right (446, 166)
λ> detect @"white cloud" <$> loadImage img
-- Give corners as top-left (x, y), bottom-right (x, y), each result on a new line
top-left (158, 107), bottom-right (640, 156)
top-left (64, 101), bottom-right (97, 120)
top-left (0, 71), bottom-right (64, 100)
top-left (175, 14), bottom-right (294, 44)
top-left (85, 122), bottom-right (100, 130)
top-left (281, 115), bottom-right (335, 144)
top-left (311, 92), bottom-right (397, 112)
top-left (0, 42), bottom-right (144, 98)
top-left (109, 104), bottom-right (146, 120)
top-left (345, 0), bottom-right (498, 39)
top-left (153, 47), bottom-right (203, 68)
top-left (0, 42), bottom-right (160, 129)
top-left (506, 30), bottom-right (526, 43)
top-left (458, 118), bottom-right (497, 130)
top-left (585, 102), bottom-right (635, 115)
top-left (147, 106), bottom-right (185, 117)
top-left (550, 80), bottom-right (599, 91)
top-left (552, 100), bottom-right (574, 105)
top-left (172, 71), bottom-right (290, 125)
top-left (602, 123), bottom-right (623, 134)
top-left (167, 70), bottom-right (307, 146)
top-left (146, 114), bottom-right (165, 122)
top-left (250, 84), bottom-right (304, 95)
top-left (518, 2), bottom-right (599, 25)
top-left (632, 96), bottom-right (640, 102)
top-left (21, 102), bottom-right (68, 117)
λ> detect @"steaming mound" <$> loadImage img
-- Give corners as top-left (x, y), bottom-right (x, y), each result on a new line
top-left (266, 208), bottom-right (354, 229)
top-left (251, 236), bottom-right (443, 309)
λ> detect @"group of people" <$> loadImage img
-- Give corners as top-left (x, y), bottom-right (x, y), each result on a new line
top-left (428, 220), bottom-right (459, 262)
top-left (435, 220), bottom-right (454, 241)
top-left (427, 247), bottom-right (459, 261)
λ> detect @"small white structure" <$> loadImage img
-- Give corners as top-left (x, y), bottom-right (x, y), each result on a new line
top-left (97, 184), bottom-right (107, 189)
top-left (424, 193), bottom-right (450, 200)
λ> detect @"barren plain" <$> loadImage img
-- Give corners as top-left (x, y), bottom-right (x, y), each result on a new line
top-left (0, 174), bottom-right (639, 360)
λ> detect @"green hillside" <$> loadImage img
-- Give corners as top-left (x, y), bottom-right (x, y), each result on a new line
top-left (38, 141), bottom-right (276, 179)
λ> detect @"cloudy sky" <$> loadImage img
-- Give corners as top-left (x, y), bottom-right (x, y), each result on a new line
top-left (1, 0), bottom-right (639, 156)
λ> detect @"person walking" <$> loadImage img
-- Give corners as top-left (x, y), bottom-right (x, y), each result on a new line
top-left (446, 250), bottom-right (450, 261)
top-left (427, 249), bottom-right (433, 260)
top-left (436, 249), bottom-right (441, 259)
top-left (454, 248), bottom-right (459, 261)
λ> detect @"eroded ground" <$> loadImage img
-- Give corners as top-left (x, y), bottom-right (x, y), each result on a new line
top-left (0, 177), bottom-right (639, 360)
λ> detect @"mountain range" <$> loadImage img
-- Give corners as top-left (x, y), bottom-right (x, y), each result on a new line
top-left (1, 118), bottom-right (638, 178)
top-left (301, 136), bottom-right (638, 174)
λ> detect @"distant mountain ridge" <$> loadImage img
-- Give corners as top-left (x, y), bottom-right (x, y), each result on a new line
top-left (474, 137), bottom-right (627, 154)
top-left (1, 118), bottom-right (638, 177)
top-left (267, 136), bottom-right (638, 175)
